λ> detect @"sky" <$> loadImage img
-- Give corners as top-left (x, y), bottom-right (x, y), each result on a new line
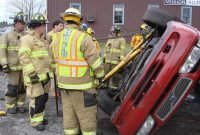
top-left (0, 0), bottom-right (11, 23)
top-left (0, 0), bottom-right (46, 23)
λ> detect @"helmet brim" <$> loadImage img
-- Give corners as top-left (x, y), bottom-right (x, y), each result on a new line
top-left (27, 20), bottom-right (49, 27)
top-left (60, 13), bottom-right (82, 19)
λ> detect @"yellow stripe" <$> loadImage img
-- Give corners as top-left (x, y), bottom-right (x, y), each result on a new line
top-left (0, 58), bottom-right (7, 64)
top-left (24, 73), bottom-right (50, 83)
top-left (30, 112), bottom-right (44, 123)
top-left (23, 64), bottom-right (35, 73)
top-left (10, 65), bottom-right (23, 71)
top-left (64, 128), bottom-right (79, 135)
top-left (17, 101), bottom-right (24, 106)
top-left (8, 46), bottom-right (19, 51)
top-left (105, 60), bottom-right (119, 64)
top-left (96, 70), bottom-right (105, 78)
top-left (82, 131), bottom-right (96, 135)
top-left (110, 48), bottom-right (121, 53)
top-left (30, 51), bottom-right (48, 57)
top-left (91, 58), bottom-right (102, 70)
top-left (0, 44), bottom-right (7, 49)
top-left (6, 104), bottom-right (15, 109)
top-left (58, 82), bottom-right (93, 90)
top-left (19, 47), bottom-right (31, 55)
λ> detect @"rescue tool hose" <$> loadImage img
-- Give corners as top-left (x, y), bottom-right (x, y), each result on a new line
top-left (98, 29), bottom-right (155, 88)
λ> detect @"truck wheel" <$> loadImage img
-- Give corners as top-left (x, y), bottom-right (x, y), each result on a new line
top-left (143, 7), bottom-right (183, 30)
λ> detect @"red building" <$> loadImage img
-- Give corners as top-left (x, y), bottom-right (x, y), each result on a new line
top-left (47, 0), bottom-right (200, 41)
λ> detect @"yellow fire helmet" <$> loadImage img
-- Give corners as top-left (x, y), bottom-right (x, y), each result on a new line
top-left (13, 12), bottom-right (27, 24)
top-left (140, 24), bottom-right (151, 31)
top-left (60, 8), bottom-right (82, 25)
top-left (28, 13), bottom-right (48, 28)
top-left (87, 28), bottom-right (95, 35)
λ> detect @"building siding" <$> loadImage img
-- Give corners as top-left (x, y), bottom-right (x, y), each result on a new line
top-left (47, 0), bottom-right (200, 42)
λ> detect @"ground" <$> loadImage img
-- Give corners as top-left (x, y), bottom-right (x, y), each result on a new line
top-left (0, 72), bottom-right (200, 135)
top-left (0, 73), bottom-right (64, 135)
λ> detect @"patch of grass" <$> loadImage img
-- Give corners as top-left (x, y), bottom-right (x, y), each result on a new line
top-left (99, 43), bottom-right (106, 49)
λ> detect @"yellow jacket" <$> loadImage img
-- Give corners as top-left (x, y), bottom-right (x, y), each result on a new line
top-left (19, 30), bottom-right (51, 84)
top-left (131, 34), bottom-right (143, 48)
top-left (104, 35), bottom-right (126, 65)
top-left (47, 30), bottom-right (56, 44)
top-left (0, 28), bottom-right (24, 71)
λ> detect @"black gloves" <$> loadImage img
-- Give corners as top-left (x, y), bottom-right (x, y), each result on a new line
top-left (2, 64), bottom-right (11, 73)
top-left (41, 73), bottom-right (50, 86)
top-left (98, 77), bottom-right (104, 84)
top-left (30, 74), bottom-right (40, 84)
top-left (103, 58), bottom-right (105, 63)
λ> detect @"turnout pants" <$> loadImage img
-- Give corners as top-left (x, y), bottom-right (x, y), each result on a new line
top-left (104, 63), bottom-right (121, 89)
top-left (5, 71), bottom-right (26, 110)
top-left (26, 81), bottom-right (50, 127)
top-left (61, 89), bottom-right (97, 135)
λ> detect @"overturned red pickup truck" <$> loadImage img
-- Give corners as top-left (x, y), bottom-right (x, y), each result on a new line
top-left (97, 7), bottom-right (200, 135)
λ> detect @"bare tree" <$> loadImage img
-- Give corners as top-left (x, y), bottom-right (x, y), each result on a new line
top-left (8, 0), bottom-right (46, 21)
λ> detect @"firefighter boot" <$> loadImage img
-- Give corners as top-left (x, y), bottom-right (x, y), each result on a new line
top-left (17, 107), bottom-right (26, 113)
top-left (7, 107), bottom-right (17, 114)
top-left (34, 123), bottom-right (45, 131)
top-left (43, 118), bottom-right (48, 125)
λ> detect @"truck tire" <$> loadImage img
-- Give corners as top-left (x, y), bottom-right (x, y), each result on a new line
top-left (143, 7), bottom-right (183, 30)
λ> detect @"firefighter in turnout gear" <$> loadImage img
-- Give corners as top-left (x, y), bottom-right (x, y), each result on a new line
top-left (18, 13), bottom-right (52, 131)
top-left (131, 24), bottom-right (151, 48)
top-left (87, 27), bottom-right (101, 54)
top-left (51, 7), bottom-right (104, 135)
top-left (81, 23), bottom-right (88, 32)
top-left (0, 12), bottom-right (26, 114)
top-left (104, 26), bottom-right (126, 89)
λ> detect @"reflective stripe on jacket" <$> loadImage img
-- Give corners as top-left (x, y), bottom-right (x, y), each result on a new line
top-left (0, 28), bottom-right (24, 70)
top-left (104, 36), bottom-right (126, 65)
top-left (18, 30), bottom-right (51, 84)
top-left (51, 25), bottom-right (104, 90)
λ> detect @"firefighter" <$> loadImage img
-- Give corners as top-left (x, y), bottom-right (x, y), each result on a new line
top-left (0, 12), bottom-right (26, 114)
top-left (131, 24), bottom-right (151, 48)
top-left (47, 20), bottom-right (64, 44)
top-left (87, 27), bottom-right (101, 53)
top-left (47, 20), bottom-right (64, 98)
top-left (81, 23), bottom-right (88, 32)
top-left (18, 13), bottom-right (52, 131)
top-left (51, 7), bottom-right (104, 135)
top-left (104, 26), bottom-right (126, 89)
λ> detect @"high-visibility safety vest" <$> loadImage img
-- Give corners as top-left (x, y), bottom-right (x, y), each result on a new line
top-left (52, 28), bottom-right (104, 90)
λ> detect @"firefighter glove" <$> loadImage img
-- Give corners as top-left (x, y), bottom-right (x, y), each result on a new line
top-left (30, 74), bottom-right (40, 84)
top-left (2, 64), bottom-right (11, 73)
top-left (98, 77), bottom-right (104, 84)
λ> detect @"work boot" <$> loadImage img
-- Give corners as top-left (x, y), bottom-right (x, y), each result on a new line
top-left (43, 118), bottom-right (48, 125)
top-left (17, 107), bottom-right (26, 113)
top-left (7, 107), bottom-right (17, 114)
top-left (34, 123), bottom-right (45, 131)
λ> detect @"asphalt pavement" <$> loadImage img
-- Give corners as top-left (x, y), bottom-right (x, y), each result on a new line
top-left (0, 73), bottom-right (200, 135)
